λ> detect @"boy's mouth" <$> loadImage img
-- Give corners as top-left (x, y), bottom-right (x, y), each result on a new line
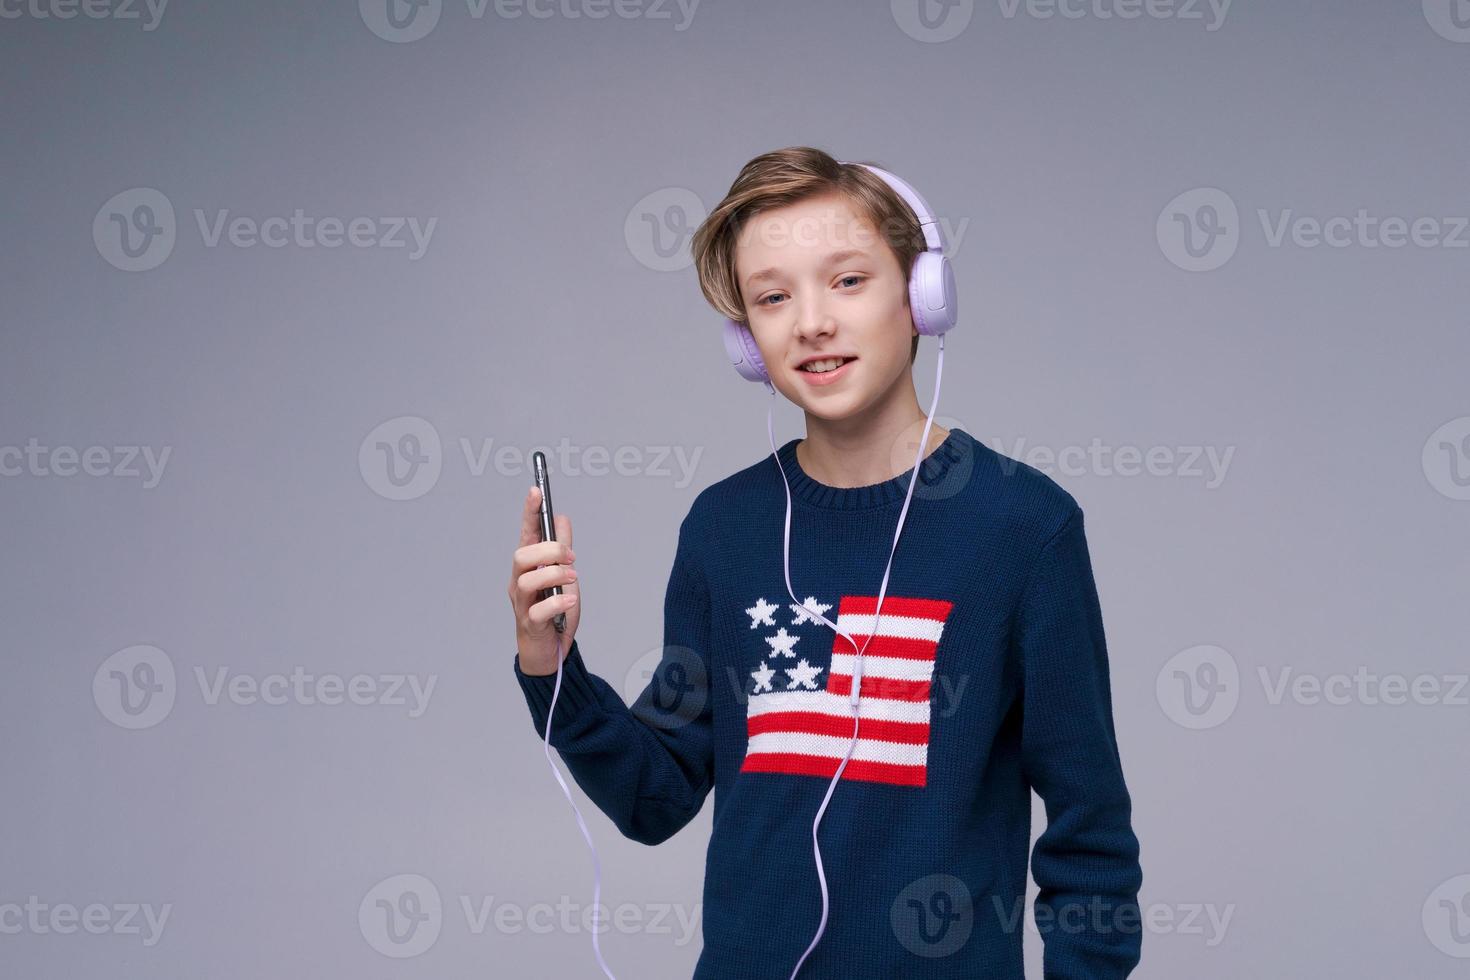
top-left (797, 356), bottom-right (857, 375)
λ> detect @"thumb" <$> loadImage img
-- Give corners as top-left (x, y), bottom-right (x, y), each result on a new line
top-left (556, 512), bottom-right (573, 551)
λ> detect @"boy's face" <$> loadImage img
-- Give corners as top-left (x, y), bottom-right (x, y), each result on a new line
top-left (733, 191), bottom-right (917, 420)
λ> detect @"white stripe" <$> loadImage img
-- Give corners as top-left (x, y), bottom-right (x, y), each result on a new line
top-left (746, 731), bottom-right (928, 766)
top-left (829, 652), bottom-right (937, 682)
top-left (834, 612), bottom-right (946, 643)
top-left (746, 689), bottom-right (930, 725)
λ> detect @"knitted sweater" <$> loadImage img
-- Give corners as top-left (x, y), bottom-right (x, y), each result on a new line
top-left (513, 427), bottom-right (1143, 979)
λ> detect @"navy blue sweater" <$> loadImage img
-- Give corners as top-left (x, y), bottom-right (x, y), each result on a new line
top-left (514, 427), bottom-right (1143, 979)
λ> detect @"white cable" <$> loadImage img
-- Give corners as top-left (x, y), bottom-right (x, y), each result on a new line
top-left (536, 333), bottom-right (946, 980)
top-left (540, 629), bottom-right (619, 979)
top-left (762, 335), bottom-right (946, 979)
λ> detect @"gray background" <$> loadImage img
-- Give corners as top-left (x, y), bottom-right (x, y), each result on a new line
top-left (3, 0), bottom-right (1468, 977)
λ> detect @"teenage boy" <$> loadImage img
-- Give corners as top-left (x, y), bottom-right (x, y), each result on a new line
top-left (509, 146), bottom-right (1143, 979)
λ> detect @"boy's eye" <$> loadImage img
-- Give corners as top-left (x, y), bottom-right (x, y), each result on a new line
top-left (756, 276), bottom-right (864, 307)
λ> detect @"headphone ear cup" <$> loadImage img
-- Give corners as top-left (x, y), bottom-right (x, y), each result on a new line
top-left (722, 318), bottom-right (771, 383)
top-left (908, 252), bottom-right (958, 337)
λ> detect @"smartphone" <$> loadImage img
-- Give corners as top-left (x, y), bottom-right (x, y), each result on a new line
top-left (531, 451), bottom-right (566, 633)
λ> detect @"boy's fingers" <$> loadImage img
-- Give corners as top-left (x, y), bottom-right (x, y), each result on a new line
top-left (512, 489), bottom-right (575, 578)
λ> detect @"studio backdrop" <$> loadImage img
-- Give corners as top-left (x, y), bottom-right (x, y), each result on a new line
top-left (2, 2), bottom-right (1467, 978)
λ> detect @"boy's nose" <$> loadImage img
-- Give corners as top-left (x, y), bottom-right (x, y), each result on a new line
top-left (792, 304), bottom-right (838, 345)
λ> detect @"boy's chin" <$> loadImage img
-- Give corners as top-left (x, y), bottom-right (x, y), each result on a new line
top-left (792, 391), bottom-right (867, 421)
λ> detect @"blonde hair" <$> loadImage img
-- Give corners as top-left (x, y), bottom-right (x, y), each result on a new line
top-left (690, 146), bottom-right (926, 365)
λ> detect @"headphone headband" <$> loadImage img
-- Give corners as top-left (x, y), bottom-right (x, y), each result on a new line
top-left (838, 161), bottom-right (947, 253)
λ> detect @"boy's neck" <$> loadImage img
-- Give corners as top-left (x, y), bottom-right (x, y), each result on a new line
top-left (794, 372), bottom-right (951, 490)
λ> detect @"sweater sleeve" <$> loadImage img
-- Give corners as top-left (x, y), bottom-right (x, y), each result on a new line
top-left (512, 509), bottom-right (715, 847)
top-left (1016, 505), bottom-right (1144, 978)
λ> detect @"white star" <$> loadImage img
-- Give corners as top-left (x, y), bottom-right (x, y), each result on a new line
top-left (750, 660), bottom-right (776, 694)
top-left (785, 658), bottom-right (824, 691)
top-left (764, 627), bottom-right (800, 658)
top-left (789, 596), bottom-right (832, 626)
top-left (745, 597), bottom-right (779, 629)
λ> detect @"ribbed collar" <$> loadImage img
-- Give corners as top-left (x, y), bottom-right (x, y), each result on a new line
top-left (773, 427), bottom-right (972, 511)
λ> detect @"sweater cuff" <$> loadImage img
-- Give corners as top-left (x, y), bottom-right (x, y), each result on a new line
top-left (513, 638), bottom-right (603, 736)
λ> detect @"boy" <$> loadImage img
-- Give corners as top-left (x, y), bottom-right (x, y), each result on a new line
top-left (509, 146), bottom-right (1143, 978)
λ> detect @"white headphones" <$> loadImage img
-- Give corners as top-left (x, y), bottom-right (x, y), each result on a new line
top-left (721, 161), bottom-right (958, 387)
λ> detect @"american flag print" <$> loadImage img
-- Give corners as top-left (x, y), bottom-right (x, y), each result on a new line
top-left (740, 594), bottom-right (955, 788)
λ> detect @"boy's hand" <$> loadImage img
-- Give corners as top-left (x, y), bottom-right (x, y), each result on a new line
top-left (509, 485), bottom-right (581, 676)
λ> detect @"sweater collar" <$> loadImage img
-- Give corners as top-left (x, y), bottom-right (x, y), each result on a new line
top-left (774, 427), bottom-right (972, 511)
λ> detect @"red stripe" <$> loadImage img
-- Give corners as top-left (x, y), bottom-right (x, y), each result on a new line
top-left (741, 752), bottom-right (927, 787)
top-left (746, 710), bottom-right (930, 745)
top-left (826, 673), bottom-right (931, 702)
top-left (826, 633), bottom-right (940, 661)
top-left (837, 595), bottom-right (954, 621)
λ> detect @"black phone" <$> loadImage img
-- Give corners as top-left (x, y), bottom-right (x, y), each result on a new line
top-left (531, 451), bottom-right (566, 633)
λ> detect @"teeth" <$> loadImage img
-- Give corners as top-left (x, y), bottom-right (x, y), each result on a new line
top-left (801, 358), bottom-right (848, 373)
